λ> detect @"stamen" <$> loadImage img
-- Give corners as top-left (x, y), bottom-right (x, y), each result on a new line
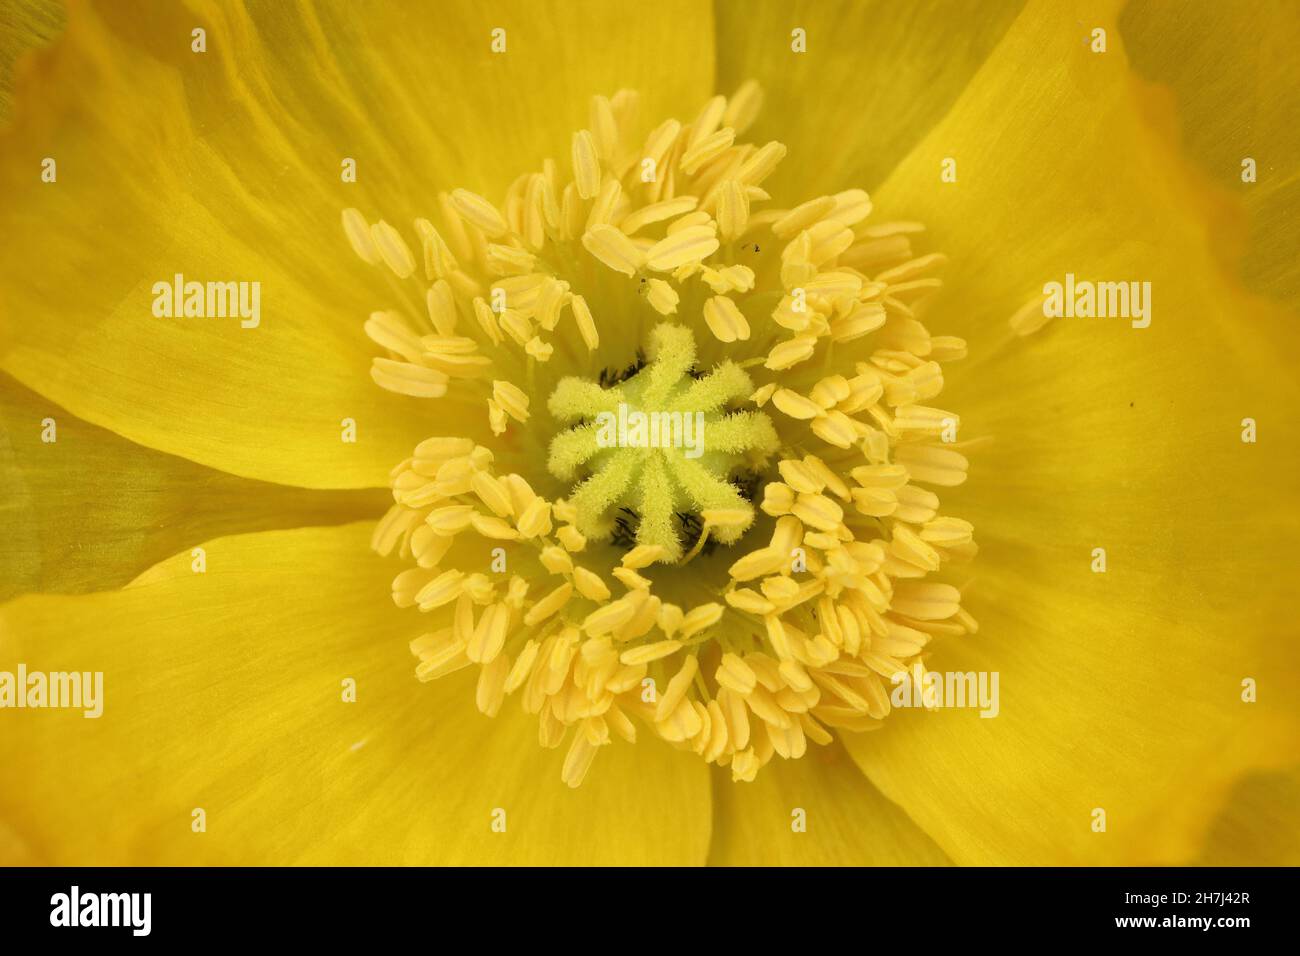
top-left (346, 83), bottom-right (977, 785)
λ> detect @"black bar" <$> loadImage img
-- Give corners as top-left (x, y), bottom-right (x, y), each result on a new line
top-left (0, 866), bottom-right (1292, 941)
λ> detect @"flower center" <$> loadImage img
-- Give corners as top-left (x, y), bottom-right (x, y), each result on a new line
top-left (546, 322), bottom-right (777, 564)
top-left (344, 83), bottom-right (978, 787)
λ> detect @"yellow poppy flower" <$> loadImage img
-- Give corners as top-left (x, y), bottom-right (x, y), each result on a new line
top-left (1, 0), bottom-right (1297, 866)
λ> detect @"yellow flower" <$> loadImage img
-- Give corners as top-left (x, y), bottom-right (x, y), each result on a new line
top-left (1, 0), bottom-right (1297, 865)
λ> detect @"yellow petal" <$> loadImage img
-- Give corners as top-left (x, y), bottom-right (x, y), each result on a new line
top-left (1192, 765), bottom-right (1300, 866)
top-left (0, 0), bottom-right (715, 487)
top-left (0, 373), bottom-right (384, 600)
top-left (1121, 0), bottom-right (1300, 308)
top-left (708, 745), bottom-right (952, 866)
top-left (714, 0), bottom-right (1022, 196)
top-left (845, 0), bottom-right (1300, 866)
top-left (0, 524), bottom-right (710, 865)
top-left (0, 0), bottom-right (63, 120)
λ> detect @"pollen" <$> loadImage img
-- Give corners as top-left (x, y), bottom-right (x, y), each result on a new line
top-left (347, 83), bottom-right (977, 787)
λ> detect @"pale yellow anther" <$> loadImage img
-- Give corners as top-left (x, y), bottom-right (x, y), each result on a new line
top-left (486, 243), bottom-right (536, 276)
top-left (810, 375), bottom-right (851, 408)
top-left (722, 79), bottom-right (762, 135)
top-left (415, 218), bottom-right (457, 279)
top-left (499, 309), bottom-right (532, 346)
top-left (772, 388), bottom-right (822, 420)
top-left (615, 590), bottom-right (659, 640)
top-left (876, 252), bottom-right (949, 285)
top-left (792, 493), bottom-right (843, 532)
top-left (524, 582), bottom-right (574, 627)
top-left (803, 456), bottom-right (850, 500)
top-left (731, 748), bottom-right (760, 783)
top-left (612, 566), bottom-right (651, 591)
top-left (641, 118), bottom-right (682, 171)
top-left (751, 382), bottom-right (777, 407)
top-left (571, 129), bottom-right (602, 200)
top-left (685, 95), bottom-right (727, 152)
top-left (583, 597), bottom-right (638, 636)
top-left (726, 588), bottom-right (776, 615)
top-left (645, 278), bottom-right (680, 315)
top-left (534, 277), bottom-right (569, 331)
top-left (504, 575), bottom-right (530, 609)
top-left (470, 297), bottom-right (502, 344)
top-left (805, 220), bottom-right (854, 264)
top-left (487, 399), bottom-right (508, 436)
top-left (680, 603), bottom-right (724, 639)
top-left (894, 443), bottom-right (969, 487)
top-left (761, 576), bottom-right (801, 605)
top-left (426, 504), bottom-right (475, 535)
top-left (556, 524), bottom-right (587, 552)
top-left (890, 582), bottom-right (962, 621)
top-left (371, 358), bottom-right (449, 399)
top-left (586, 177), bottom-right (623, 230)
top-left (525, 337), bottom-right (554, 362)
top-left (583, 224), bottom-right (644, 276)
top-left (930, 335), bottom-right (968, 361)
top-left (450, 188), bottom-right (510, 238)
top-left (572, 566), bottom-right (611, 601)
top-left (657, 603), bottom-right (684, 638)
top-left (894, 405), bottom-right (958, 436)
top-left (467, 603), bottom-right (509, 662)
top-left (828, 188), bottom-right (873, 226)
top-left (622, 544), bottom-right (668, 569)
top-left (760, 482), bottom-right (796, 516)
top-left (415, 435), bottom-right (475, 463)
top-left (515, 498), bottom-right (552, 539)
top-left (920, 516), bottom-right (974, 547)
top-left (655, 655), bottom-right (700, 722)
top-left (702, 295), bottom-right (751, 343)
top-left (414, 569), bottom-right (465, 611)
top-left (589, 93), bottom-right (619, 159)
top-left (811, 410), bottom-right (859, 448)
top-left (503, 639), bottom-right (540, 693)
top-left (715, 179), bottom-right (750, 241)
top-left (492, 380), bottom-right (530, 423)
top-left (342, 208), bottom-right (381, 265)
top-left (570, 294), bottom-right (599, 350)
top-left (619, 640), bottom-right (682, 665)
top-left (728, 547), bottom-right (785, 582)
top-left (367, 220), bottom-right (416, 279)
top-left (417, 285), bottom-right (457, 342)
top-left (667, 210), bottom-right (712, 235)
top-left (470, 513), bottom-right (519, 540)
top-left (539, 545), bottom-right (574, 575)
top-left (736, 140), bottom-right (787, 186)
top-left (778, 459), bottom-right (824, 495)
top-left (772, 195), bottom-right (836, 239)
top-left (680, 127), bottom-right (735, 175)
top-left (619, 196), bottom-right (698, 235)
top-left (765, 337), bottom-right (817, 371)
top-left (831, 303), bottom-right (887, 343)
top-left (646, 225), bottom-right (720, 272)
top-left (470, 470), bottom-right (513, 517)
top-left (804, 530), bottom-right (840, 551)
